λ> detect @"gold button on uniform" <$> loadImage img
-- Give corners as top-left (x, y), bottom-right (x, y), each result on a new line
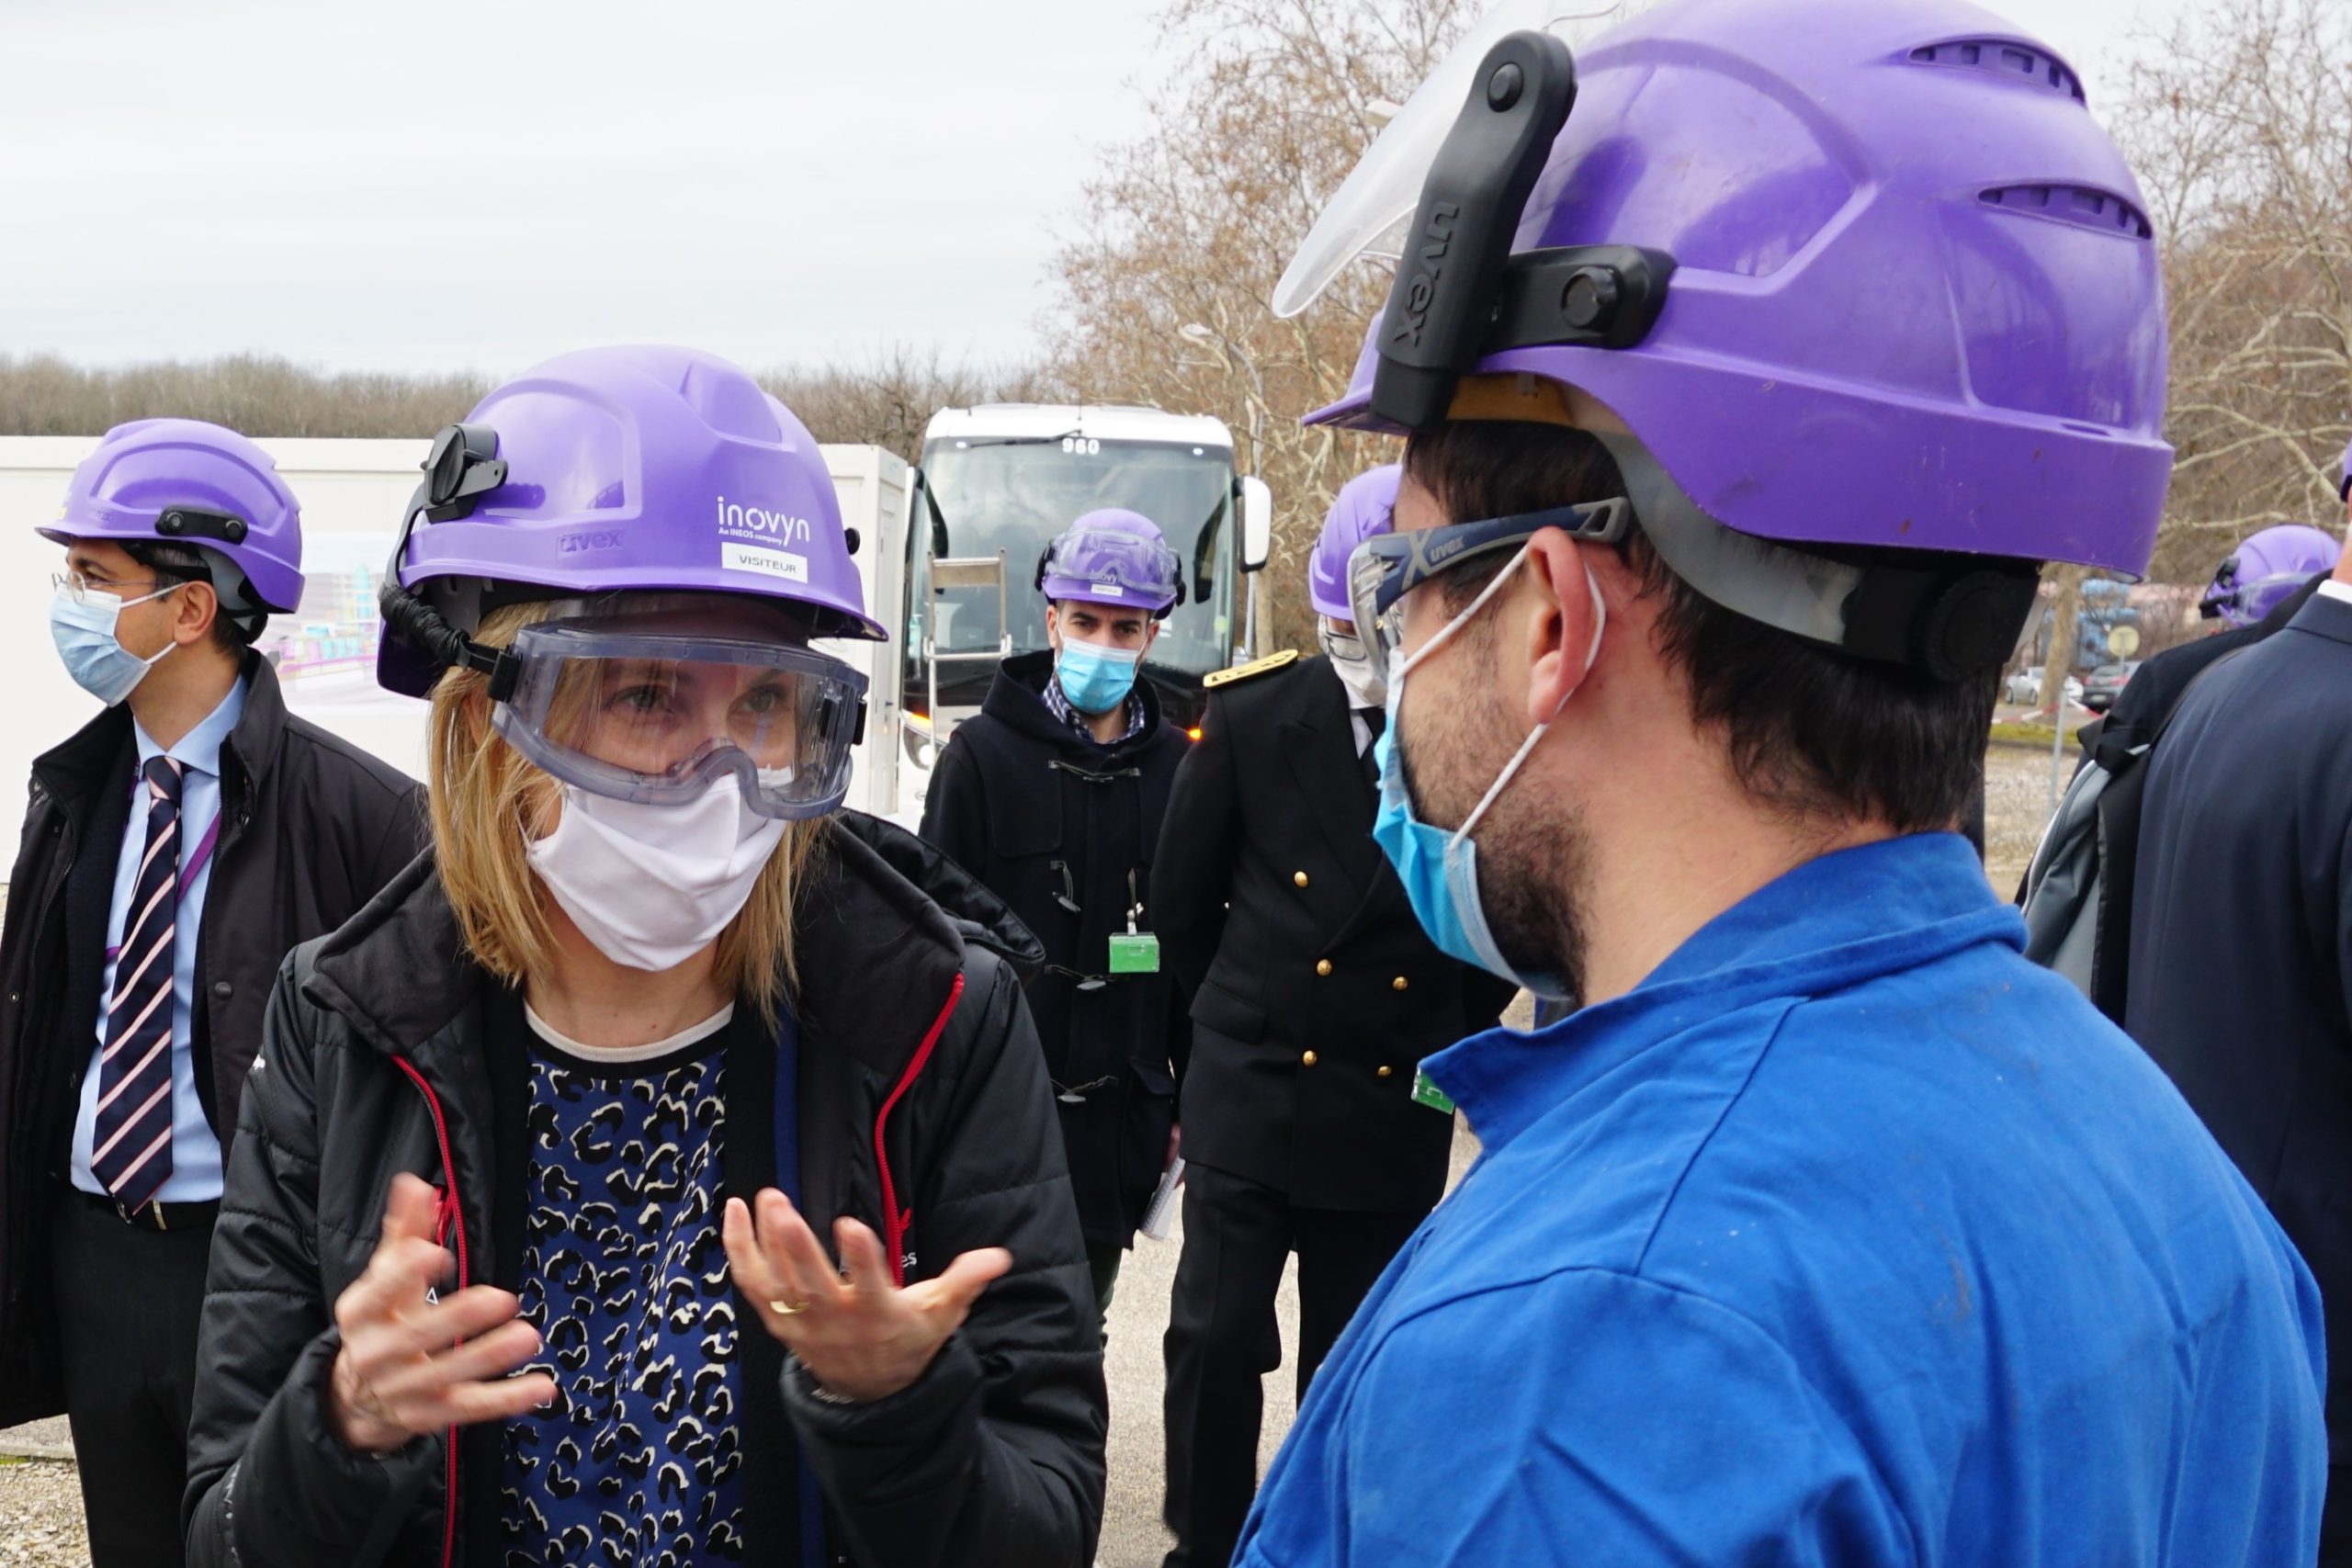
top-left (1294, 871), bottom-right (1309, 887)
top-left (1315, 959), bottom-right (1333, 977)
top-left (1376, 1065), bottom-right (1394, 1078)
top-left (1391, 976), bottom-right (1409, 991)
top-left (1302, 1050), bottom-right (1319, 1066)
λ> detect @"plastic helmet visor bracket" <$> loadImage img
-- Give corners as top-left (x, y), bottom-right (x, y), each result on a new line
top-left (1347, 498), bottom-right (1630, 667)
top-left (379, 422), bottom-right (524, 693)
top-left (492, 617), bottom-right (870, 820)
top-left (1370, 28), bottom-right (1579, 430)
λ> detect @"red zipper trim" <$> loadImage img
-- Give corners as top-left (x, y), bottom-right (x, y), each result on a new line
top-left (873, 973), bottom-right (964, 1288)
top-left (390, 1056), bottom-right (467, 1568)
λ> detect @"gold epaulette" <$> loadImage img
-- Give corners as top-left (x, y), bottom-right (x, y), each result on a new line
top-left (1203, 649), bottom-right (1302, 689)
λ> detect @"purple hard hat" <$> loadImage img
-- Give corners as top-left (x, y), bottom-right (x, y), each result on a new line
top-left (1035, 508), bottom-right (1184, 616)
top-left (379, 344), bottom-right (880, 697)
top-left (42, 418), bottom-right (305, 626)
top-left (1298, 0), bottom-right (2168, 674)
top-left (1308, 465), bottom-right (1401, 622)
top-left (2200, 523), bottom-right (2341, 628)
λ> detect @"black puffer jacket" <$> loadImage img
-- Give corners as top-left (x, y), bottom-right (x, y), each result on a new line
top-left (183, 812), bottom-right (1105, 1568)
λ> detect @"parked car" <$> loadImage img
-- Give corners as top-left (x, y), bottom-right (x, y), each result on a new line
top-left (2080, 660), bottom-right (2142, 713)
top-left (2006, 666), bottom-right (2086, 706)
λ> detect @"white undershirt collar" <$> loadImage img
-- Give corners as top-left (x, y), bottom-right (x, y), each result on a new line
top-left (524, 999), bottom-right (735, 1064)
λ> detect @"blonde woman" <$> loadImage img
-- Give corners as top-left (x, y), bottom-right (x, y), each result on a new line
top-left (184, 347), bottom-right (1105, 1568)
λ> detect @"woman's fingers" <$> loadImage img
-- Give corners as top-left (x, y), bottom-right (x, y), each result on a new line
top-left (414, 1370), bottom-right (560, 1431)
top-left (754, 1190), bottom-right (841, 1311)
top-left (371, 1317), bottom-right (542, 1395)
top-left (361, 1285), bottom-right (527, 1365)
top-left (835, 1217), bottom-right (896, 1298)
top-left (926, 1247), bottom-right (1014, 1314)
top-left (379, 1172), bottom-right (441, 1247)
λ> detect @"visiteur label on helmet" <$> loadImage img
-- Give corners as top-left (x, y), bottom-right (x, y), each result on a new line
top-left (1411, 1066), bottom-right (1457, 1115)
top-left (722, 543), bottom-right (809, 583)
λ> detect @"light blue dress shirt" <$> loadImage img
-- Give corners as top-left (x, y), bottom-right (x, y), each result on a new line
top-left (70, 676), bottom-right (248, 1202)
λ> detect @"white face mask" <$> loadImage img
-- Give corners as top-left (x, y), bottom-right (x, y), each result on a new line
top-left (1318, 618), bottom-right (1386, 709)
top-left (526, 775), bottom-right (786, 972)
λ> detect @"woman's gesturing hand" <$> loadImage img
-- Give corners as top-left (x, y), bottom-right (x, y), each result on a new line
top-left (723, 1188), bottom-right (1012, 1404)
top-left (327, 1172), bottom-right (557, 1453)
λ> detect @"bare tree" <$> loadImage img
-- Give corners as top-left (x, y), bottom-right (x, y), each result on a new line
top-left (0, 354), bottom-right (491, 439)
top-left (2115, 0), bottom-right (2352, 584)
top-left (759, 345), bottom-right (1057, 465)
top-left (1048, 0), bottom-right (1472, 653)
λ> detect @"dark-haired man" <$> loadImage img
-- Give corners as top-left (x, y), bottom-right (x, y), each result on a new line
top-left (0, 420), bottom-right (424, 1566)
top-left (1236, 1), bottom-right (2325, 1562)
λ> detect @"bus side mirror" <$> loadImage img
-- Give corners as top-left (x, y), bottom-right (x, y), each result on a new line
top-left (1240, 477), bottom-right (1272, 572)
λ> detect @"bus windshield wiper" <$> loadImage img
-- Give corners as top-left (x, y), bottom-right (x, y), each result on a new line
top-left (958, 429), bottom-right (1083, 449)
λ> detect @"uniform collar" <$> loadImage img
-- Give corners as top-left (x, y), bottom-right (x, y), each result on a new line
top-left (131, 671), bottom-right (249, 778)
top-left (1427, 832), bottom-right (2024, 1153)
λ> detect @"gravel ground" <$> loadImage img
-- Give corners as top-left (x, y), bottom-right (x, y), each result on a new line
top-left (1984, 739), bottom-right (2071, 895)
top-left (0, 1459), bottom-right (85, 1568)
top-left (0, 761), bottom-right (2057, 1566)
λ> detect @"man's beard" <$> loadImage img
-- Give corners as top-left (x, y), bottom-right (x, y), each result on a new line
top-left (1397, 639), bottom-right (1590, 1005)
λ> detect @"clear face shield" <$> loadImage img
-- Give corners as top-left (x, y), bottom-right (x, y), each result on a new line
top-left (489, 594), bottom-right (868, 820)
top-left (1272, 0), bottom-right (1623, 318)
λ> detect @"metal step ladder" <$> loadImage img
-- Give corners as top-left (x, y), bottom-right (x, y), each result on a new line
top-left (920, 549), bottom-right (1010, 760)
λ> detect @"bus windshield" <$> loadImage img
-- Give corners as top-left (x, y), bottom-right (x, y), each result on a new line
top-left (905, 436), bottom-right (1240, 714)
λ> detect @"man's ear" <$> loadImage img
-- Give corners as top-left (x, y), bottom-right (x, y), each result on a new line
top-left (173, 580), bottom-right (221, 649)
top-left (1044, 602), bottom-right (1062, 654)
top-left (1519, 530), bottom-right (1610, 725)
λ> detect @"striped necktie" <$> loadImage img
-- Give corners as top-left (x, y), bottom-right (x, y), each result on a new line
top-left (90, 756), bottom-right (184, 1211)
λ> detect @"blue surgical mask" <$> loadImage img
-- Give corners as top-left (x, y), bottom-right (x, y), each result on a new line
top-left (1056, 638), bottom-right (1143, 715)
top-left (1370, 546), bottom-right (1605, 1001)
top-left (50, 584), bottom-right (178, 705)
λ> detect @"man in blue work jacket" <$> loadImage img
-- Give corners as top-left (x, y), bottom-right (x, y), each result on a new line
top-left (1236, 1), bottom-right (2329, 1563)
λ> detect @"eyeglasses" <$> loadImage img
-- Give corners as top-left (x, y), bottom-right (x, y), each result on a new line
top-left (1345, 497), bottom-right (1633, 666)
top-left (51, 571), bottom-right (175, 606)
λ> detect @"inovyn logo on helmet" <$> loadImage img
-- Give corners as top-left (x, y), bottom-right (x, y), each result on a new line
top-left (717, 494), bottom-right (814, 584)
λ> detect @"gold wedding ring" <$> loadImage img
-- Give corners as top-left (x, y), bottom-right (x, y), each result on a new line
top-left (769, 1297), bottom-right (809, 1317)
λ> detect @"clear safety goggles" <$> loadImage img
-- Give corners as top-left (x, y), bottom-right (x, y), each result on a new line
top-left (1039, 525), bottom-right (1184, 605)
top-left (490, 604), bottom-right (868, 820)
top-left (1346, 498), bottom-right (1631, 666)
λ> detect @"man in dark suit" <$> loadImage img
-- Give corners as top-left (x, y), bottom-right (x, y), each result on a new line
top-left (0, 421), bottom-right (424, 1567)
top-left (1153, 468), bottom-right (1516, 1568)
top-left (2128, 471), bottom-right (2352, 1561)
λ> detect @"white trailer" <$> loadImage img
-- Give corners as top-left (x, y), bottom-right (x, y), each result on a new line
top-left (0, 437), bottom-right (911, 826)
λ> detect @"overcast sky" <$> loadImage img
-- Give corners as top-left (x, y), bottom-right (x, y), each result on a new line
top-left (0, 0), bottom-right (2197, 378)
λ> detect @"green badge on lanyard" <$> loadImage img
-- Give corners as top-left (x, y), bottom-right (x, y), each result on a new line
top-left (1111, 883), bottom-right (1160, 974)
top-left (1411, 1066), bottom-right (1457, 1115)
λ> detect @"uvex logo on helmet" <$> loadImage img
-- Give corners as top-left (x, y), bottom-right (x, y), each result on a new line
top-left (1390, 203), bottom-right (1460, 350)
top-left (716, 497), bottom-right (814, 547)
